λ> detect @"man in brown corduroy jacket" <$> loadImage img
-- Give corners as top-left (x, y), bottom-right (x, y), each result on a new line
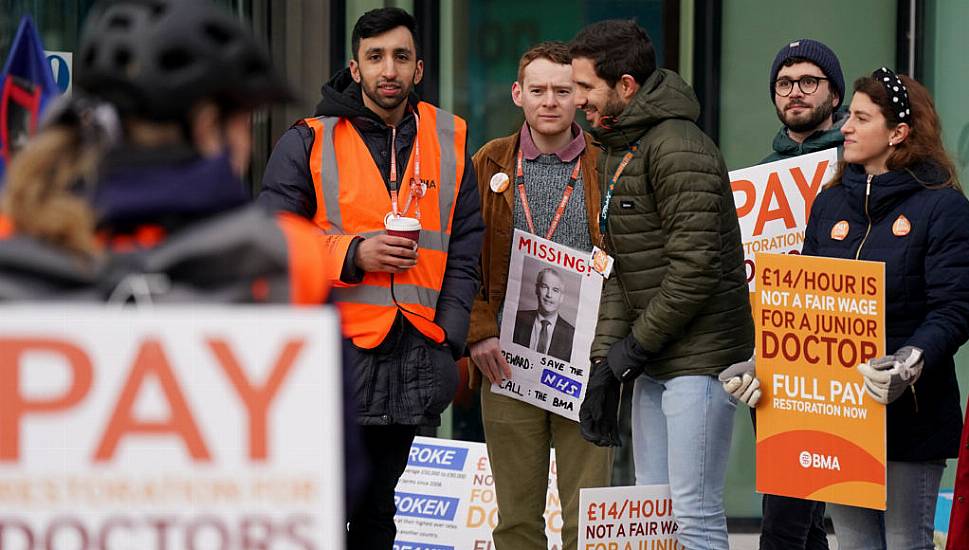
top-left (467, 41), bottom-right (612, 550)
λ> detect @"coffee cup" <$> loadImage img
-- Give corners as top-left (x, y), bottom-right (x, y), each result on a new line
top-left (384, 214), bottom-right (421, 244)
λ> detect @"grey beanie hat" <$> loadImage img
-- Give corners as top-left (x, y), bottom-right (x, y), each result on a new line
top-left (769, 39), bottom-right (844, 103)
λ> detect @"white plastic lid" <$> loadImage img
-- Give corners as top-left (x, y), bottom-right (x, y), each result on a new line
top-left (384, 215), bottom-right (421, 231)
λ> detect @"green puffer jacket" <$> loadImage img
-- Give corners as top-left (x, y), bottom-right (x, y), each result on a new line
top-left (762, 109), bottom-right (847, 164)
top-left (590, 68), bottom-right (754, 379)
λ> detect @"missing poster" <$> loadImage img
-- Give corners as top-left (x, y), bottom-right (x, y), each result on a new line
top-left (493, 230), bottom-right (603, 420)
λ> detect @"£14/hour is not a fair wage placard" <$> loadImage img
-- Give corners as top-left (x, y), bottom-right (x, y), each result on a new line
top-left (755, 252), bottom-right (886, 510)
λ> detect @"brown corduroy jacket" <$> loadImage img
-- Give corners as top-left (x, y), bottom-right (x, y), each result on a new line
top-left (466, 129), bottom-right (602, 387)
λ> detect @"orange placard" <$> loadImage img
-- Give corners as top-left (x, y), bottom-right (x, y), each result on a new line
top-left (755, 252), bottom-right (886, 510)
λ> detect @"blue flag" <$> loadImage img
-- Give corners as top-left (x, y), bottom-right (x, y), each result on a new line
top-left (0, 15), bottom-right (60, 185)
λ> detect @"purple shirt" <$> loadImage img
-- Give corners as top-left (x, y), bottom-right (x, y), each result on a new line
top-left (519, 122), bottom-right (585, 162)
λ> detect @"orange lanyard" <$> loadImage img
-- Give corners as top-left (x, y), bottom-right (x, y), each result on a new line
top-left (515, 148), bottom-right (581, 240)
top-left (389, 110), bottom-right (424, 219)
top-left (599, 146), bottom-right (637, 235)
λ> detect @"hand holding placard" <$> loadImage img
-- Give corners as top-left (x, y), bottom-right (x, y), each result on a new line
top-left (857, 346), bottom-right (923, 405)
top-left (719, 357), bottom-right (761, 407)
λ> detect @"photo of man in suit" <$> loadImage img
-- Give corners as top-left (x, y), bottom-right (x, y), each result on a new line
top-left (513, 267), bottom-right (575, 362)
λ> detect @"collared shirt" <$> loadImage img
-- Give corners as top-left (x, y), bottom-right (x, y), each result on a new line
top-left (519, 122), bottom-right (585, 162)
top-left (529, 311), bottom-right (559, 353)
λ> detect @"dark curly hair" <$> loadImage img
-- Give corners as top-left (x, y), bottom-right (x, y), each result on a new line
top-left (351, 7), bottom-right (419, 60)
top-left (569, 20), bottom-right (656, 87)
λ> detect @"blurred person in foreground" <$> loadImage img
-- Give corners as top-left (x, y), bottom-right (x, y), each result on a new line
top-left (948, 398), bottom-right (969, 550)
top-left (0, 0), bottom-right (366, 521)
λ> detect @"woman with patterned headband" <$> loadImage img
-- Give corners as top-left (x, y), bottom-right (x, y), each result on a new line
top-left (801, 68), bottom-right (969, 549)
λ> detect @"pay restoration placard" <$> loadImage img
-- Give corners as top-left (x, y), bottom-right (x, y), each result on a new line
top-left (755, 252), bottom-right (887, 510)
top-left (0, 305), bottom-right (344, 549)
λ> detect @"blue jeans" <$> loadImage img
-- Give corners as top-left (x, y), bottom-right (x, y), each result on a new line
top-left (631, 374), bottom-right (737, 550)
top-left (828, 460), bottom-right (945, 550)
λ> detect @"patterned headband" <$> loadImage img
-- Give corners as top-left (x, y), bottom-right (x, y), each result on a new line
top-left (872, 67), bottom-right (911, 122)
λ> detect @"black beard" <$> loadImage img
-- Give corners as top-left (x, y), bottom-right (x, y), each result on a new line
top-left (602, 96), bottom-right (626, 119)
top-left (596, 94), bottom-right (627, 128)
top-left (361, 78), bottom-right (413, 112)
top-left (777, 94), bottom-right (835, 134)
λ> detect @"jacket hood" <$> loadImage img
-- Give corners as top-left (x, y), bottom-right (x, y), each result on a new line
top-left (93, 146), bottom-right (249, 231)
top-left (770, 108), bottom-right (847, 158)
top-left (313, 67), bottom-right (420, 121)
top-left (592, 69), bottom-right (700, 149)
top-left (841, 161), bottom-right (948, 222)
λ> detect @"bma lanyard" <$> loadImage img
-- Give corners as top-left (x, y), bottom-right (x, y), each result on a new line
top-left (389, 109), bottom-right (424, 219)
top-left (599, 146), bottom-right (638, 235)
top-left (516, 148), bottom-right (582, 240)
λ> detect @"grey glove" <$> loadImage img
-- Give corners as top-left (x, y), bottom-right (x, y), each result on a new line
top-left (718, 357), bottom-right (761, 407)
top-left (856, 346), bottom-right (923, 405)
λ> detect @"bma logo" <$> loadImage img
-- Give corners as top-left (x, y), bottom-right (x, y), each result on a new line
top-left (420, 178), bottom-right (437, 189)
top-left (408, 443), bottom-right (468, 471)
top-left (394, 492), bottom-right (459, 521)
top-left (799, 450), bottom-right (841, 471)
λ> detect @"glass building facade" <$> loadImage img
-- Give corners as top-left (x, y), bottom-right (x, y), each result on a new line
top-left (3, 0), bottom-right (967, 519)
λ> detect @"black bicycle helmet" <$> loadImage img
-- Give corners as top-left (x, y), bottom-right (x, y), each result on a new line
top-left (76, 0), bottom-right (294, 121)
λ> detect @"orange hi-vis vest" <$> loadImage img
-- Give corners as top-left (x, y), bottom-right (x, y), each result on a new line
top-left (303, 102), bottom-right (467, 348)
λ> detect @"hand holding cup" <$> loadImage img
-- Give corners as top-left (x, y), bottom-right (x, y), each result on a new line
top-left (354, 215), bottom-right (420, 274)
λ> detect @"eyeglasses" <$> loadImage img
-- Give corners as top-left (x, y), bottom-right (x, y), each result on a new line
top-left (774, 76), bottom-right (828, 97)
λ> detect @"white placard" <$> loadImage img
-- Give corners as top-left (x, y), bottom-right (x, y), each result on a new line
top-left (394, 436), bottom-right (562, 550)
top-left (0, 305), bottom-right (343, 549)
top-left (493, 229), bottom-right (603, 420)
top-left (579, 485), bottom-right (681, 548)
top-left (730, 148), bottom-right (839, 290)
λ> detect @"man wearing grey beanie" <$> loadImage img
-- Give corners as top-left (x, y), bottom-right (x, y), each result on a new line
top-left (763, 38), bottom-right (846, 163)
top-left (725, 37), bottom-right (845, 550)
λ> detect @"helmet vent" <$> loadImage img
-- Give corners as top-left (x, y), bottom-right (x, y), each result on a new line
top-left (243, 58), bottom-right (266, 77)
top-left (106, 15), bottom-right (131, 30)
top-left (82, 46), bottom-right (97, 67)
top-left (159, 48), bottom-right (193, 72)
top-left (203, 23), bottom-right (234, 46)
top-left (113, 48), bottom-right (132, 70)
top-left (149, 2), bottom-right (167, 19)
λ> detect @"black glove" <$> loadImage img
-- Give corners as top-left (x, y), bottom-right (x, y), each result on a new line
top-left (607, 334), bottom-right (650, 382)
top-left (579, 359), bottom-right (622, 447)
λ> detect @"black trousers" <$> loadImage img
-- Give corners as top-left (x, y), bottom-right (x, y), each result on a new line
top-left (760, 494), bottom-right (829, 549)
top-left (346, 424), bottom-right (418, 550)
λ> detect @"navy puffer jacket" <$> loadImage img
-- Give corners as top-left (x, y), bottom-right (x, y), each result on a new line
top-left (802, 162), bottom-right (969, 461)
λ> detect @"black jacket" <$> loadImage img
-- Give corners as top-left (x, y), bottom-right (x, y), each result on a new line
top-left (803, 162), bottom-right (969, 461)
top-left (512, 309), bottom-right (575, 363)
top-left (257, 69), bottom-right (484, 426)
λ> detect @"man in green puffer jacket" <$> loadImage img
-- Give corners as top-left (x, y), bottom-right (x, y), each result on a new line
top-left (570, 20), bottom-right (753, 550)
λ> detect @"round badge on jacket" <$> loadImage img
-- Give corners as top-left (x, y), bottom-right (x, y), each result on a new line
top-left (489, 172), bottom-right (510, 193)
top-left (892, 214), bottom-right (911, 236)
top-left (831, 220), bottom-right (850, 241)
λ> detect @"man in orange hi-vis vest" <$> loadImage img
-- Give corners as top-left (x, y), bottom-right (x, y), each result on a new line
top-left (258, 7), bottom-right (483, 550)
